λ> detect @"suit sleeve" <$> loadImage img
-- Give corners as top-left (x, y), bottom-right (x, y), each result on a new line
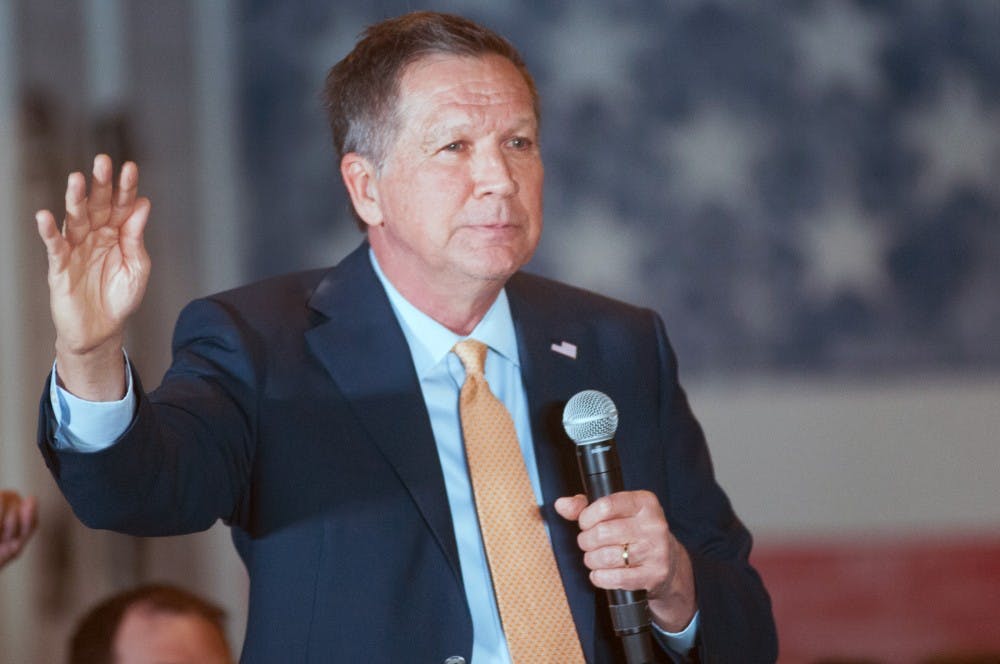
top-left (651, 312), bottom-right (778, 663)
top-left (37, 297), bottom-right (257, 536)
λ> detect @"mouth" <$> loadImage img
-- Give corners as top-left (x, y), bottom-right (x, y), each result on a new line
top-left (464, 214), bottom-right (520, 229)
top-left (462, 222), bottom-right (521, 236)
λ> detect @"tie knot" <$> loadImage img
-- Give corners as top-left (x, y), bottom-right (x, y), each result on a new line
top-left (453, 338), bottom-right (488, 376)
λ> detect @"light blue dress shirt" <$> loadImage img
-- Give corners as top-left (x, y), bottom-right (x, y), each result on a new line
top-left (50, 251), bottom-right (698, 660)
top-left (369, 252), bottom-right (697, 661)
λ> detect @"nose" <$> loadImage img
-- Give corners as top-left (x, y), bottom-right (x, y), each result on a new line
top-left (472, 147), bottom-right (518, 198)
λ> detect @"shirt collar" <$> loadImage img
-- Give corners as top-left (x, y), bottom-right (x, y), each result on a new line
top-left (369, 248), bottom-right (521, 378)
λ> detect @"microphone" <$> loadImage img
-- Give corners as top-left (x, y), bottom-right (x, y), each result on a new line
top-left (563, 390), bottom-right (655, 664)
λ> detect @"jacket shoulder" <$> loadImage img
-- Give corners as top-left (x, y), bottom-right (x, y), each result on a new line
top-left (508, 271), bottom-right (656, 326)
top-left (203, 267), bottom-right (331, 316)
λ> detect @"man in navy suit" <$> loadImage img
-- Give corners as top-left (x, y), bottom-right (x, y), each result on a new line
top-left (35, 11), bottom-right (776, 663)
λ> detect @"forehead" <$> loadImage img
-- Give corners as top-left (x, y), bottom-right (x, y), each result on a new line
top-left (394, 54), bottom-right (537, 131)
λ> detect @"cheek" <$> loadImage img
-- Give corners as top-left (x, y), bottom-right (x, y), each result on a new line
top-left (402, 168), bottom-right (469, 216)
top-left (517, 163), bottom-right (544, 207)
top-left (430, 166), bottom-right (471, 202)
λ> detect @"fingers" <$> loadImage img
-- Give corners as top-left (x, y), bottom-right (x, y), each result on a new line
top-left (557, 491), bottom-right (654, 528)
top-left (0, 492), bottom-right (21, 542)
top-left (18, 496), bottom-right (38, 540)
top-left (565, 490), bottom-right (665, 552)
top-left (577, 490), bottom-right (652, 531)
top-left (1, 494), bottom-right (11, 541)
top-left (120, 196), bottom-right (151, 254)
top-left (117, 197), bottom-right (152, 284)
top-left (86, 154), bottom-right (114, 228)
top-left (568, 490), bottom-right (672, 593)
top-left (589, 562), bottom-right (651, 592)
top-left (584, 534), bottom-right (669, 593)
top-left (0, 493), bottom-right (39, 568)
top-left (63, 171), bottom-right (91, 245)
top-left (38, 156), bottom-right (147, 274)
top-left (109, 161), bottom-right (140, 228)
top-left (54, 155), bottom-right (141, 247)
top-left (583, 541), bottom-right (645, 571)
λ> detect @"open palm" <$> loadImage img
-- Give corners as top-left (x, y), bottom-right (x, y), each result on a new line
top-left (35, 154), bottom-right (151, 355)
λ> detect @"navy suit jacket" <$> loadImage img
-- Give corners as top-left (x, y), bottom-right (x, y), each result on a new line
top-left (39, 243), bottom-right (777, 663)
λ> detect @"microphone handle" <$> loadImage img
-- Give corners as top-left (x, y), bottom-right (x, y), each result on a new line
top-left (575, 441), bottom-right (656, 664)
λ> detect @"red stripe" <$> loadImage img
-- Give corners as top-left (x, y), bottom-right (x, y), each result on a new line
top-left (750, 535), bottom-right (1000, 663)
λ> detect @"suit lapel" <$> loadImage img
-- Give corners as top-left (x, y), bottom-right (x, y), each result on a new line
top-left (508, 273), bottom-right (600, 663)
top-left (303, 244), bottom-right (462, 585)
top-left (303, 255), bottom-right (603, 656)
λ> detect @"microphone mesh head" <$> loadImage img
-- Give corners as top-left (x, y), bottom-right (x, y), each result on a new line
top-left (562, 390), bottom-right (619, 445)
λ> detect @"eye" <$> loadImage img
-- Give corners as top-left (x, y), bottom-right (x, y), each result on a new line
top-left (507, 136), bottom-right (534, 150)
top-left (441, 141), bottom-right (466, 153)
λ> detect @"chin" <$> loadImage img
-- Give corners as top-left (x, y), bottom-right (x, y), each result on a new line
top-left (463, 248), bottom-right (532, 281)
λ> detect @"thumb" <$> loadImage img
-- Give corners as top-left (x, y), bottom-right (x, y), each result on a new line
top-left (35, 210), bottom-right (70, 272)
top-left (554, 494), bottom-right (588, 522)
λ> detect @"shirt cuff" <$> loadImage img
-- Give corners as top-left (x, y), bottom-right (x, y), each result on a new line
top-left (651, 610), bottom-right (699, 659)
top-left (50, 351), bottom-right (136, 452)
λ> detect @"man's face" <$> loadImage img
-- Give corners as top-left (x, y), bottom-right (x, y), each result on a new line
top-left (365, 53), bottom-right (544, 291)
top-left (113, 605), bottom-right (232, 664)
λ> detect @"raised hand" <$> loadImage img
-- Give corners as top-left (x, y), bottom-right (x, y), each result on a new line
top-left (35, 154), bottom-right (151, 400)
top-left (0, 491), bottom-right (37, 570)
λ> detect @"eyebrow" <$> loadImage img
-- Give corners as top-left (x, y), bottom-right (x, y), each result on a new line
top-left (418, 115), bottom-right (538, 148)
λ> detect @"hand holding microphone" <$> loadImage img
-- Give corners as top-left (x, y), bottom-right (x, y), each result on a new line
top-left (555, 390), bottom-right (697, 663)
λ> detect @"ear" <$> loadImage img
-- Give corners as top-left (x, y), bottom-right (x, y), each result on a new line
top-left (340, 153), bottom-right (383, 227)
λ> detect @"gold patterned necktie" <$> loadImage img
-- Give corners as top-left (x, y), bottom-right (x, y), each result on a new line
top-left (453, 339), bottom-right (585, 664)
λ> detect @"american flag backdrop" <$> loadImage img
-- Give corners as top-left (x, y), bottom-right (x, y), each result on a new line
top-left (241, 0), bottom-right (1000, 379)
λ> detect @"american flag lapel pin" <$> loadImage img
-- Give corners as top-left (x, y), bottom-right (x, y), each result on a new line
top-left (550, 340), bottom-right (578, 359)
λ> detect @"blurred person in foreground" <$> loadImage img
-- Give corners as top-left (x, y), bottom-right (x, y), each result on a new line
top-left (34, 10), bottom-right (776, 663)
top-left (0, 489), bottom-right (37, 569)
top-left (68, 583), bottom-right (233, 664)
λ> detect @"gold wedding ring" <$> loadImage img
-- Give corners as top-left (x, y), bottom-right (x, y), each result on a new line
top-left (621, 542), bottom-right (630, 567)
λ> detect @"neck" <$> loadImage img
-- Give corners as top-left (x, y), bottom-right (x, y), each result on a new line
top-left (372, 251), bottom-right (505, 337)
top-left (418, 287), bottom-right (501, 336)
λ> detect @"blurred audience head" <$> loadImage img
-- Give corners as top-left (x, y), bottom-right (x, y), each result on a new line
top-left (68, 583), bottom-right (233, 664)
